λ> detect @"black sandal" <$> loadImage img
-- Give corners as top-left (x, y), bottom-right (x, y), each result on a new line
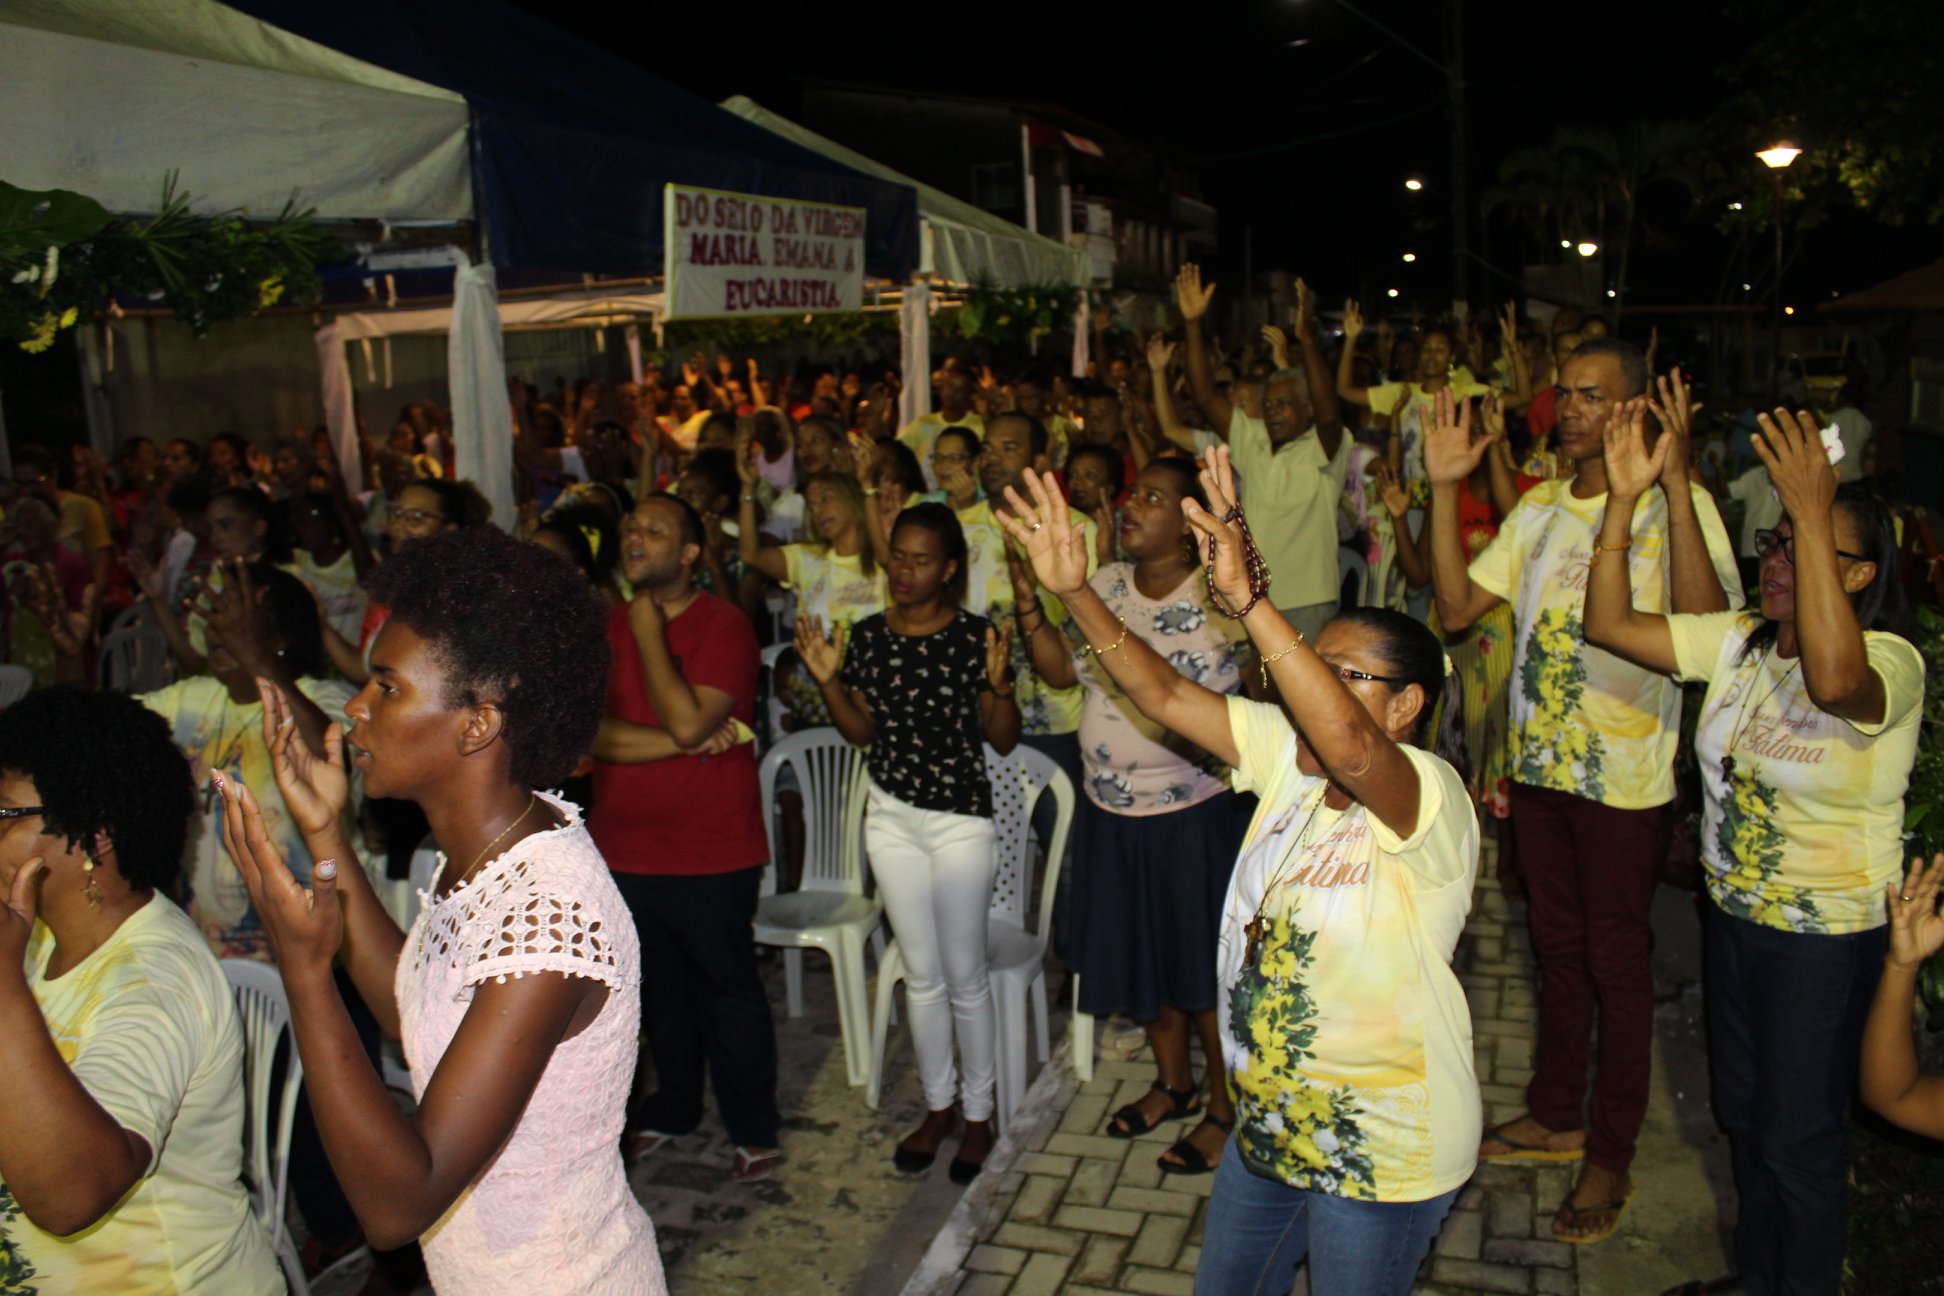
top-left (1107, 1080), bottom-right (1202, 1139)
top-left (1158, 1113), bottom-right (1234, 1176)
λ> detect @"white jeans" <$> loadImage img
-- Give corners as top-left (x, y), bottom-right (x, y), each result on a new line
top-left (866, 781), bottom-right (998, 1120)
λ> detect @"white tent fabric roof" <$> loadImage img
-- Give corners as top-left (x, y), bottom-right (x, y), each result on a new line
top-left (0, 0), bottom-right (471, 221)
top-left (719, 95), bottom-right (1087, 290)
top-left (332, 287), bottom-right (665, 338)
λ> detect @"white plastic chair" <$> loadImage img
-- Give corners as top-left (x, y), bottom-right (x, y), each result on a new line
top-left (758, 642), bottom-right (792, 745)
top-left (97, 624), bottom-right (173, 692)
top-left (0, 664), bottom-right (31, 711)
top-left (1338, 546), bottom-right (1370, 609)
top-left (221, 957), bottom-right (316, 1296)
top-left (866, 744), bottom-right (1075, 1133)
top-left (751, 727), bottom-right (879, 1086)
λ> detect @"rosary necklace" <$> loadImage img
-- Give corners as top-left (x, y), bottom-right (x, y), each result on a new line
top-left (1718, 651), bottom-right (1801, 781)
top-left (1242, 785), bottom-right (1338, 966)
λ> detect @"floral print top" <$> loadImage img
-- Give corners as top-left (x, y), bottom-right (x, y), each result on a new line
top-left (1217, 696), bottom-right (1481, 1202)
top-left (1468, 479), bottom-right (1742, 809)
top-left (1077, 563), bottom-right (1248, 815)
top-left (842, 609), bottom-right (995, 818)
top-left (783, 544), bottom-right (888, 633)
top-left (1669, 611), bottom-right (1924, 934)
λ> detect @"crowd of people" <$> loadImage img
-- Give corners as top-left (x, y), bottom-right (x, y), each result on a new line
top-left (0, 259), bottom-right (1935, 1296)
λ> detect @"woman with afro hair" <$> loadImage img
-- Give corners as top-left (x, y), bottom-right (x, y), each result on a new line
top-left (0, 686), bottom-right (281, 1291)
top-left (215, 526), bottom-right (666, 1294)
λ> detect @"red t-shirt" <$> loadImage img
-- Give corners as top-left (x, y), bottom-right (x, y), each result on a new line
top-left (589, 593), bottom-right (766, 876)
top-left (1526, 385), bottom-right (1558, 446)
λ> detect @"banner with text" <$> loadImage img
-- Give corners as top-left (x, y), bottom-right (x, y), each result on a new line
top-left (663, 186), bottom-right (867, 320)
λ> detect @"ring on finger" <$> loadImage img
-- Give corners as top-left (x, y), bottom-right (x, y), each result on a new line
top-left (1029, 522), bottom-right (1043, 533)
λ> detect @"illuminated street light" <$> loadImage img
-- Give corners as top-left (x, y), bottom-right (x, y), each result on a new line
top-left (1758, 141), bottom-right (1803, 382)
top-left (1606, 289), bottom-right (1617, 298)
top-left (1784, 305), bottom-right (1796, 316)
top-left (1387, 288), bottom-right (1401, 298)
top-left (1757, 142), bottom-right (1803, 170)
top-left (1576, 241), bottom-right (1599, 258)
top-left (1559, 240), bottom-right (1572, 249)
top-left (1401, 252), bottom-right (1417, 263)
top-left (1729, 201), bottom-right (1744, 211)
top-left (1404, 177), bottom-right (1424, 192)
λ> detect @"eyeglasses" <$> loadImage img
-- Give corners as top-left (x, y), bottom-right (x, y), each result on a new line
top-left (930, 452), bottom-right (972, 466)
top-left (0, 806), bottom-right (44, 820)
top-left (391, 507), bottom-right (444, 527)
top-left (1330, 663), bottom-right (1405, 687)
top-left (1753, 528), bottom-right (1866, 564)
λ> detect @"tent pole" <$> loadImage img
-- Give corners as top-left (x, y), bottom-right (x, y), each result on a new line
top-left (899, 279), bottom-right (933, 428)
top-left (316, 320), bottom-right (360, 488)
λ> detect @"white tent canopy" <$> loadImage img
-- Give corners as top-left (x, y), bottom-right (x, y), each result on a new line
top-left (0, 0), bottom-right (472, 221)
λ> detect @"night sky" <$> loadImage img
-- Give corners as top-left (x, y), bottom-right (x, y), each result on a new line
top-left (515, 0), bottom-right (1936, 309)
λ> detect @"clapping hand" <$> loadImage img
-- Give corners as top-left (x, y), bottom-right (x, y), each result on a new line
top-left (1175, 264), bottom-right (1216, 321)
top-left (1294, 278), bottom-right (1317, 342)
top-left (1888, 856), bottom-right (1944, 971)
top-left (793, 615), bottom-right (845, 684)
top-left (200, 560), bottom-right (279, 676)
top-left (1260, 325), bottom-right (1292, 371)
top-left (996, 471), bottom-right (1090, 597)
top-left (1753, 406), bottom-right (1840, 527)
top-left (1649, 367), bottom-right (1704, 489)
top-left (17, 563), bottom-right (86, 658)
top-left (983, 621), bottom-right (1014, 691)
top-left (217, 773), bottom-right (342, 978)
top-left (1423, 389), bottom-right (1499, 486)
top-left (261, 682), bottom-right (348, 839)
top-left (1600, 397), bottom-right (1667, 501)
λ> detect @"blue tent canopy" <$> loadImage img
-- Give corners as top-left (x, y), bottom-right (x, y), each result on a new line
top-left (227, 0), bottom-right (920, 280)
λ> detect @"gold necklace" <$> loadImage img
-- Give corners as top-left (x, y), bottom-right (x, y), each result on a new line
top-left (420, 793), bottom-right (541, 952)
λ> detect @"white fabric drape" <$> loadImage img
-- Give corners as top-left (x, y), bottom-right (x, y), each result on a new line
top-left (1071, 301), bottom-right (1090, 379)
top-left (448, 263), bottom-right (516, 531)
top-left (899, 280), bottom-right (933, 427)
top-left (315, 321), bottom-right (360, 487)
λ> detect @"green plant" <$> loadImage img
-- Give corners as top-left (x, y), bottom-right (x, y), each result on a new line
top-left (933, 281), bottom-right (1082, 350)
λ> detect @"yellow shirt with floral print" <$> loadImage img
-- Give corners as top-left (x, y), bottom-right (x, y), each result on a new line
top-left (1469, 479), bottom-right (1741, 809)
top-left (1216, 696), bottom-right (1481, 1202)
top-left (1669, 611), bottom-right (1924, 935)
top-left (957, 498), bottom-right (1097, 737)
top-left (782, 544), bottom-right (888, 633)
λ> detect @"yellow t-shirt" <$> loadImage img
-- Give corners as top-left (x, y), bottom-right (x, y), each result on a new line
top-left (899, 411), bottom-right (986, 490)
top-left (1669, 611), bottom-right (1925, 934)
top-left (956, 498), bottom-right (1095, 737)
top-left (1367, 377), bottom-right (1494, 497)
top-left (782, 544), bottom-right (887, 632)
top-left (1226, 410), bottom-right (1346, 610)
top-left (57, 490), bottom-right (112, 555)
top-left (290, 548), bottom-right (369, 645)
top-left (1469, 480), bottom-right (1742, 809)
top-left (6, 896), bottom-right (281, 1294)
top-left (1218, 696), bottom-right (1481, 1202)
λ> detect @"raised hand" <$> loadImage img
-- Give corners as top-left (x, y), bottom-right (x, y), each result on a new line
top-left (1753, 406), bottom-right (1840, 526)
top-left (261, 682), bottom-right (348, 838)
top-left (1888, 855), bottom-right (1944, 970)
top-left (793, 615), bottom-right (845, 684)
top-left (1342, 302), bottom-right (1368, 347)
top-left (1174, 264), bottom-right (1216, 321)
top-left (1180, 447), bottom-right (1254, 613)
top-left (1423, 389), bottom-right (1493, 486)
top-left (1600, 397), bottom-right (1669, 501)
top-left (1648, 367), bottom-right (1704, 489)
top-left (1480, 388), bottom-right (1507, 443)
top-left (1498, 301), bottom-right (1519, 353)
top-left (201, 560), bottom-right (279, 676)
top-left (983, 621), bottom-right (1014, 690)
top-left (1374, 461), bottom-right (1411, 519)
top-left (1146, 335), bottom-right (1177, 373)
top-left (1260, 325), bottom-right (1292, 371)
top-left (996, 470), bottom-right (1090, 597)
top-left (217, 774), bottom-right (342, 977)
top-left (1294, 278), bottom-right (1317, 341)
top-left (733, 424), bottom-right (761, 489)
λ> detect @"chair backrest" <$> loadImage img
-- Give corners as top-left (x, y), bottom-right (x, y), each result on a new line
top-left (757, 726), bottom-right (869, 899)
top-left (97, 625), bottom-right (173, 693)
top-left (221, 958), bottom-right (303, 1249)
top-left (0, 664), bottom-right (30, 711)
top-left (1338, 546), bottom-right (1370, 609)
top-left (983, 743), bottom-right (1075, 945)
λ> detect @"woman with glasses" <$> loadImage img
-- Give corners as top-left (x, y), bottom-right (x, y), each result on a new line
top-left (922, 427), bottom-right (984, 513)
top-left (1584, 406), bottom-right (1920, 1296)
top-left (998, 451), bottom-right (1480, 1296)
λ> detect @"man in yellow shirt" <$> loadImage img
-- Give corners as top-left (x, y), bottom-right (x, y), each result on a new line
top-left (12, 444), bottom-right (111, 632)
top-left (1426, 338), bottom-right (1742, 1245)
top-left (900, 370), bottom-right (984, 490)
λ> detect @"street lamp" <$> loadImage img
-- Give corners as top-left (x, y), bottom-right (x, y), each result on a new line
top-left (1401, 252), bottom-right (1417, 263)
top-left (1576, 241), bottom-right (1599, 258)
top-left (1404, 177), bottom-right (1424, 192)
top-left (1759, 140), bottom-right (1801, 385)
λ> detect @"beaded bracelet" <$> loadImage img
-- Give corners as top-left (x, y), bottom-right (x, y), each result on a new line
top-left (1079, 615), bottom-right (1129, 657)
top-left (1206, 506), bottom-right (1272, 619)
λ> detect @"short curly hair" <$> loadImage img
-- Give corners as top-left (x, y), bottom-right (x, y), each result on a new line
top-left (364, 527), bottom-right (610, 788)
top-left (0, 686), bottom-right (194, 892)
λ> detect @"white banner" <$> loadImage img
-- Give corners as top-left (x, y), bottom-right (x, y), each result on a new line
top-left (663, 185), bottom-right (865, 320)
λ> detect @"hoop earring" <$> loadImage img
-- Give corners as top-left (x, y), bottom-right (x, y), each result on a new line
top-left (83, 857), bottom-right (103, 911)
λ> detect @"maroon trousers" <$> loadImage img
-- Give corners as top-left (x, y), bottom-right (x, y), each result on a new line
top-left (1509, 780), bottom-right (1667, 1176)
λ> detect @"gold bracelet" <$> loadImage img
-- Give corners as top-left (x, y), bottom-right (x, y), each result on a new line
top-left (1589, 538), bottom-right (1630, 567)
top-left (1079, 616), bottom-right (1128, 657)
top-left (1259, 631), bottom-right (1307, 689)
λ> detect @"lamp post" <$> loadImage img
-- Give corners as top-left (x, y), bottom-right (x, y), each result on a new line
top-left (1757, 141), bottom-right (1801, 388)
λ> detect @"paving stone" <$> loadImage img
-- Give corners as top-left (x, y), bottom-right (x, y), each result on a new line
top-left (1487, 1188), bottom-right (1535, 1239)
top-left (1060, 1094), bottom-right (1113, 1134)
top-left (1175, 1243), bottom-right (1201, 1273)
top-left (1010, 1251), bottom-right (1073, 1296)
top-left (1045, 1132), bottom-right (1136, 1162)
top-left (1501, 1002), bottom-right (1538, 1023)
top-left (1071, 1234), bottom-right (1129, 1286)
top-left (1080, 1074), bottom-right (1121, 1096)
top-left (965, 1245), bottom-right (1028, 1276)
top-left (1478, 1082), bottom-right (1526, 1105)
top-left (1017, 1152), bottom-right (1078, 1178)
top-left (955, 1273), bottom-right (1014, 1296)
top-left (1494, 1036), bottom-right (1534, 1071)
top-left (1116, 1150), bottom-right (1165, 1189)
top-left (1186, 1198), bottom-right (1208, 1245)
top-left (1534, 1267), bottom-right (1577, 1294)
top-left (991, 1222), bottom-right (1085, 1256)
top-left (1108, 1186), bottom-right (1200, 1217)
top-left (1052, 1204), bottom-right (1146, 1237)
top-left (1436, 1206), bottom-right (1484, 1259)
top-left (1156, 1167), bottom-right (1215, 1196)
top-left (1430, 1256), bottom-right (1533, 1293)
top-left (1483, 1236), bottom-right (1574, 1269)
top-left (1063, 1158), bottom-right (1120, 1207)
top-left (1471, 936), bottom-right (1504, 962)
top-left (1008, 1176), bottom-right (1066, 1226)
top-left (1120, 1265), bottom-right (1196, 1295)
top-left (1127, 1213), bottom-right (1190, 1268)
top-left (1498, 1066), bottom-right (1535, 1089)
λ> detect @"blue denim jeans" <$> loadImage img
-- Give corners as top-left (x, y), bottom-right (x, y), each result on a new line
top-left (1197, 1137), bottom-right (1460, 1296)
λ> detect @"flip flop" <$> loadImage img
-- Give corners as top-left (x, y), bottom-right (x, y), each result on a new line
top-left (1478, 1120), bottom-right (1587, 1164)
top-left (627, 1128), bottom-right (681, 1162)
top-left (1553, 1181), bottom-right (1637, 1245)
top-left (1108, 1080), bottom-right (1202, 1139)
top-left (1158, 1114), bottom-right (1234, 1176)
top-left (729, 1146), bottom-right (782, 1184)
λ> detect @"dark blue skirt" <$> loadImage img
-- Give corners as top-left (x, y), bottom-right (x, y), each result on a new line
top-left (1068, 789), bottom-right (1253, 1020)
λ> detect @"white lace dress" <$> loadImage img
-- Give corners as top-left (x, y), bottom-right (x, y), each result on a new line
top-left (398, 794), bottom-right (666, 1294)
